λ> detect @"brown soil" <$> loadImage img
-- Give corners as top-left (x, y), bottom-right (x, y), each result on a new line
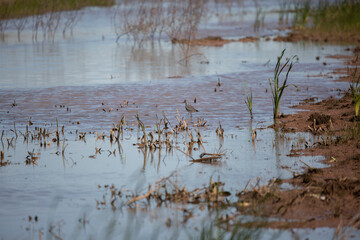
top-left (171, 36), bottom-right (258, 47)
top-left (274, 29), bottom-right (360, 44)
top-left (236, 51), bottom-right (360, 229)
top-left (334, 51), bottom-right (360, 83)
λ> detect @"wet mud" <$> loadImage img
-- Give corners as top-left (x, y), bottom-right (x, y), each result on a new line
top-left (238, 93), bottom-right (360, 229)
top-left (233, 54), bottom-right (360, 230)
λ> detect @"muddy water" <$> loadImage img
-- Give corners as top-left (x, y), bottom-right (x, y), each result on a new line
top-left (0, 1), bottom-right (358, 240)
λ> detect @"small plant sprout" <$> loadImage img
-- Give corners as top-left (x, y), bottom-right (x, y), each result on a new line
top-left (244, 82), bottom-right (253, 119)
top-left (268, 49), bottom-right (297, 119)
top-left (349, 61), bottom-right (360, 118)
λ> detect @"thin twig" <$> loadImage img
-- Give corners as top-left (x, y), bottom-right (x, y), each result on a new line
top-left (170, 144), bottom-right (195, 160)
top-left (299, 159), bottom-right (313, 170)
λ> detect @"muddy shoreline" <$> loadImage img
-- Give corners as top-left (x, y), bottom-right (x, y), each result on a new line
top-left (235, 51), bottom-right (360, 230)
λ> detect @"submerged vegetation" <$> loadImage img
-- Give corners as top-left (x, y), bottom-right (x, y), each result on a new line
top-left (112, 0), bottom-right (208, 61)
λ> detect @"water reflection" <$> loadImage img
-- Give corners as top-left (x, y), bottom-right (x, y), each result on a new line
top-left (274, 128), bottom-right (283, 177)
top-left (1, 26), bottom-right (351, 90)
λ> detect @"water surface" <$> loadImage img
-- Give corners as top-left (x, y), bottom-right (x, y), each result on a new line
top-left (0, 1), bottom-right (358, 239)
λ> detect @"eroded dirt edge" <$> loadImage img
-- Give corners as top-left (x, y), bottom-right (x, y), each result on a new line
top-left (235, 50), bottom-right (360, 230)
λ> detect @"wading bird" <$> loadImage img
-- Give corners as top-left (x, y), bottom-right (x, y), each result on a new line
top-left (183, 100), bottom-right (198, 117)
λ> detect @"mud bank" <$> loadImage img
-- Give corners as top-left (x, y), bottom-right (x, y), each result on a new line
top-left (236, 53), bottom-right (360, 230)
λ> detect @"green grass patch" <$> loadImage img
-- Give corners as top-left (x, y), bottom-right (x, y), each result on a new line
top-left (268, 49), bottom-right (296, 119)
top-left (293, 0), bottom-right (360, 41)
top-left (244, 82), bottom-right (253, 120)
top-left (0, 0), bottom-right (114, 20)
top-left (311, 0), bottom-right (360, 33)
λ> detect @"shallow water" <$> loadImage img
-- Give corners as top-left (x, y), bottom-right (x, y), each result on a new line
top-left (0, 1), bottom-right (359, 239)
top-left (0, 39), bottom-right (350, 132)
top-left (0, 128), bottom-right (328, 239)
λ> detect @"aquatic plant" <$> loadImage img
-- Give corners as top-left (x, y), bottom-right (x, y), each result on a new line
top-left (216, 121), bottom-right (224, 137)
top-left (349, 63), bottom-right (360, 117)
top-left (244, 82), bottom-right (253, 119)
top-left (312, 0), bottom-right (360, 34)
top-left (278, 0), bottom-right (291, 25)
top-left (135, 114), bottom-right (148, 148)
top-left (268, 49), bottom-right (296, 119)
top-left (293, 0), bottom-right (311, 29)
top-left (253, 2), bottom-right (265, 32)
top-left (345, 122), bottom-right (360, 142)
top-left (113, 0), bottom-right (207, 52)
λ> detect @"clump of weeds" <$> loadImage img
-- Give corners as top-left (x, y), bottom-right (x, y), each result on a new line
top-left (97, 172), bottom-right (231, 209)
top-left (216, 121), bottom-right (224, 137)
top-left (195, 117), bottom-right (207, 127)
top-left (173, 111), bottom-right (188, 133)
top-left (1, 149), bottom-right (11, 167)
top-left (235, 177), bottom-right (280, 215)
top-left (25, 149), bottom-right (39, 165)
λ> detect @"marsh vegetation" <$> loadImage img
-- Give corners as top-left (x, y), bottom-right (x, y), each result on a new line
top-left (0, 0), bottom-right (360, 239)
top-left (293, 0), bottom-right (360, 34)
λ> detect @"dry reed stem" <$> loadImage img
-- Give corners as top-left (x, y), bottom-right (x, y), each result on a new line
top-left (190, 156), bottom-right (221, 163)
top-left (126, 171), bottom-right (176, 205)
top-left (170, 143), bottom-right (195, 160)
top-left (298, 159), bottom-right (313, 171)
